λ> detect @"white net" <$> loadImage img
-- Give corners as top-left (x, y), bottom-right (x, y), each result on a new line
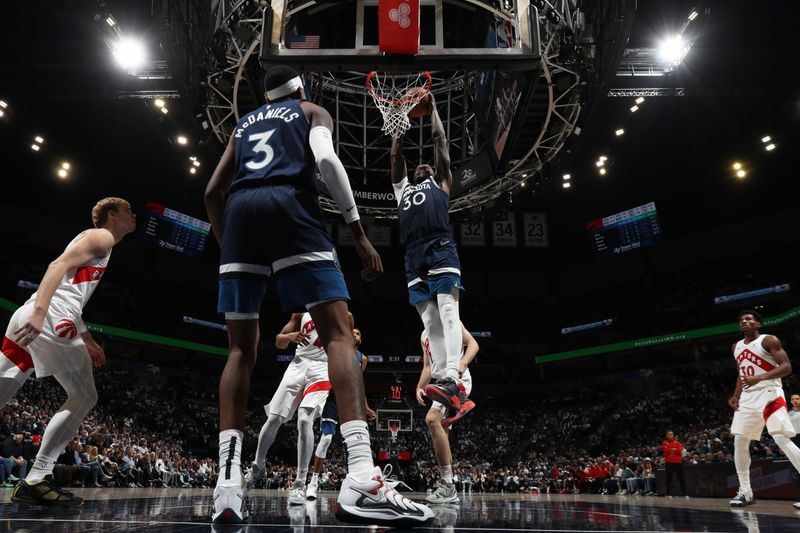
top-left (366, 71), bottom-right (432, 139)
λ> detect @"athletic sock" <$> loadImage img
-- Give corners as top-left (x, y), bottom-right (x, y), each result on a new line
top-left (296, 467), bottom-right (308, 486)
top-left (218, 429), bottom-right (244, 488)
top-left (341, 420), bottom-right (374, 480)
top-left (26, 454), bottom-right (58, 483)
top-left (311, 472), bottom-right (319, 484)
top-left (440, 465), bottom-right (453, 484)
top-left (734, 435), bottom-right (752, 494)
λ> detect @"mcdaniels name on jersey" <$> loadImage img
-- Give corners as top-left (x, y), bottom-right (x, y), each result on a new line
top-left (233, 106), bottom-right (302, 138)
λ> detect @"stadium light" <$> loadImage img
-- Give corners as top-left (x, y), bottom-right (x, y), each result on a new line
top-left (562, 174), bottom-right (571, 181)
top-left (595, 160), bottom-right (605, 168)
top-left (154, 98), bottom-right (165, 108)
top-left (192, 160), bottom-right (200, 167)
top-left (106, 16), bottom-right (116, 27)
top-left (177, 135), bottom-right (188, 145)
top-left (520, 180), bottom-right (527, 188)
top-left (31, 144), bottom-right (40, 151)
top-left (562, 182), bottom-right (571, 189)
top-left (765, 143), bottom-right (776, 151)
top-left (658, 35), bottom-right (691, 70)
top-left (57, 168), bottom-right (68, 179)
top-left (736, 169), bottom-right (746, 178)
top-left (630, 105), bottom-right (639, 113)
top-left (111, 37), bottom-right (147, 71)
top-left (761, 135), bottom-right (771, 143)
top-left (635, 97), bottom-right (645, 105)
top-left (34, 136), bottom-right (44, 144)
top-left (160, 106), bottom-right (168, 114)
top-left (61, 162), bottom-right (71, 170)
top-left (615, 128), bottom-right (624, 136)
top-left (189, 156), bottom-right (197, 161)
top-left (0, 110), bottom-right (4, 118)
top-left (189, 167), bottom-right (197, 175)
top-left (599, 168), bottom-right (607, 176)
top-left (0, 100), bottom-right (7, 108)
top-left (599, 156), bottom-right (607, 161)
top-left (732, 162), bottom-right (742, 170)
top-left (688, 10), bottom-right (699, 21)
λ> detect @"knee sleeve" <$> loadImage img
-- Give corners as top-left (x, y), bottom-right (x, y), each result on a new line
top-left (315, 433), bottom-right (333, 459)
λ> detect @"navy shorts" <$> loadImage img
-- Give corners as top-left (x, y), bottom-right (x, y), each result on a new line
top-left (320, 395), bottom-right (338, 435)
top-left (405, 237), bottom-right (463, 305)
top-left (218, 185), bottom-right (349, 315)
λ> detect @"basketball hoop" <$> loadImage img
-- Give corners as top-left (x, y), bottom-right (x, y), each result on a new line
top-left (388, 421), bottom-right (401, 441)
top-left (366, 70), bottom-right (432, 139)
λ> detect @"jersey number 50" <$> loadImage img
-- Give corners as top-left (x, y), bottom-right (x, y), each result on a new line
top-left (245, 130), bottom-right (276, 170)
top-left (402, 191), bottom-right (426, 211)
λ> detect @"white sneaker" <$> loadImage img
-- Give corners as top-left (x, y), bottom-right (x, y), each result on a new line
top-left (335, 466), bottom-right (434, 527)
top-left (244, 463), bottom-right (264, 490)
top-left (288, 480), bottom-right (306, 506)
top-left (306, 478), bottom-right (319, 501)
top-left (212, 484), bottom-right (248, 524)
top-left (793, 501), bottom-right (800, 509)
top-left (426, 481), bottom-right (459, 504)
top-left (729, 490), bottom-right (755, 507)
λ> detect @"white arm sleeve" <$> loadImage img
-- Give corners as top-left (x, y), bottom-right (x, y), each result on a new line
top-left (309, 126), bottom-right (359, 224)
top-left (392, 178), bottom-right (409, 207)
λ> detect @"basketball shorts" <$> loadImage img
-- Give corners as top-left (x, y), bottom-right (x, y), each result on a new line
top-left (405, 237), bottom-right (464, 305)
top-left (1, 302), bottom-right (90, 382)
top-left (218, 185), bottom-right (349, 317)
top-left (431, 372), bottom-right (473, 415)
top-left (731, 386), bottom-right (796, 441)
top-left (320, 395), bottom-right (339, 436)
top-left (264, 356), bottom-right (331, 420)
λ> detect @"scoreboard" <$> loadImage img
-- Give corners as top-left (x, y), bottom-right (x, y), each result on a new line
top-left (586, 202), bottom-right (662, 256)
top-left (139, 202), bottom-right (211, 256)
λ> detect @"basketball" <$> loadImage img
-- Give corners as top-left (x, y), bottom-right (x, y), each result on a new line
top-left (407, 89), bottom-right (432, 118)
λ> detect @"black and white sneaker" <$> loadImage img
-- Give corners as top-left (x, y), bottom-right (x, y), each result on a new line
top-left (11, 476), bottom-right (84, 507)
top-left (729, 490), bottom-right (755, 507)
top-left (336, 466), bottom-right (434, 527)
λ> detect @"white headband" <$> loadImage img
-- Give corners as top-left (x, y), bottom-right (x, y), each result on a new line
top-left (266, 76), bottom-right (303, 100)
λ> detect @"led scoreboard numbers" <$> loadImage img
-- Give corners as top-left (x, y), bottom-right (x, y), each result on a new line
top-left (586, 202), bottom-right (662, 256)
top-left (140, 202), bottom-right (211, 256)
top-left (388, 384), bottom-right (403, 401)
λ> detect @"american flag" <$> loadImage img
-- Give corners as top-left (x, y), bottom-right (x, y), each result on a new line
top-left (290, 35), bottom-right (320, 49)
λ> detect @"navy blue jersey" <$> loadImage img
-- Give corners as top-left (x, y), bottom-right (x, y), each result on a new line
top-left (230, 100), bottom-right (315, 191)
top-left (395, 177), bottom-right (451, 245)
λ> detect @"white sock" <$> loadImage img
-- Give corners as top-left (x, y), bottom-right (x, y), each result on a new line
top-left (218, 429), bottom-right (244, 487)
top-left (296, 468), bottom-right (308, 486)
top-left (26, 454), bottom-right (58, 483)
top-left (734, 435), bottom-right (752, 494)
top-left (437, 291), bottom-right (461, 381)
top-left (311, 472), bottom-right (319, 483)
top-left (440, 465), bottom-right (453, 484)
top-left (773, 435), bottom-right (800, 473)
top-left (341, 420), bottom-right (374, 480)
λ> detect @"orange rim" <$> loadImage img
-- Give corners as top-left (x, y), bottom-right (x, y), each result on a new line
top-left (366, 70), bottom-right (432, 106)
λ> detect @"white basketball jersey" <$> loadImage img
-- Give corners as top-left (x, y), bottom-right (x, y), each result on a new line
top-left (422, 332), bottom-right (471, 383)
top-left (735, 334), bottom-right (781, 392)
top-left (26, 231), bottom-right (110, 321)
top-left (294, 312), bottom-right (327, 361)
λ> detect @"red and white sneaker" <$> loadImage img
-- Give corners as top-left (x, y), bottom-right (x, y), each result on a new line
top-left (335, 466), bottom-right (434, 527)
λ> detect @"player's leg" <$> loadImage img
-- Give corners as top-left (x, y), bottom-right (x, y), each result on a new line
top-left (289, 405), bottom-right (317, 505)
top-left (308, 400), bottom-right (337, 501)
top-left (0, 309), bottom-right (35, 408)
top-left (764, 398), bottom-right (800, 508)
top-left (425, 404), bottom-right (458, 504)
top-left (311, 300), bottom-right (433, 526)
top-left (436, 287), bottom-right (461, 381)
top-left (13, 357), bottom-right (96, 506)
top-left (730, 407), bottom-right (762, 506)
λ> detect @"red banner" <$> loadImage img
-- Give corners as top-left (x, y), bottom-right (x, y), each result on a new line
top-left (379, 0), bottom-right (420, 55)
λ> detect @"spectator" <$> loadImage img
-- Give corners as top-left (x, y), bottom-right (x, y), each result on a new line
top-left (1, 433), bottom-right (28, 486)
top-left (662, 430), bottom-right (688, 497)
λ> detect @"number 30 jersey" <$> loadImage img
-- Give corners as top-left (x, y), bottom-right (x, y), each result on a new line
top-left (394, 176), bottom-right (452, 245)
top-left (734, 334), bottom-right (782, 392)
top-left (231, 99), bottom-right (315, 192)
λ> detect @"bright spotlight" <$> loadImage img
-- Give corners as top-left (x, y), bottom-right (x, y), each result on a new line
top-left (595, 160), bottom-right (605, 168)
top-left (189, 167), bottom-right (197, 175)
top-left (562, 182), bottom-right (571, 189)
top-left (189, 156), bottom-right (197, 161)
top-left (765, 143), bottom-right (776, 151)
top-left (34, 136), bottom-right (44, 144)
top-left (615, 128), bottom-right (624, 136)
top-left (192, 160), bottom-right (200, 167)
top-left (732, 162), bottom-right (742, 170)
top-left (688, 10), bottom-right (699, 21)
top-left (0, 110), bottom-right (4, 118)
top-left (736, 169), bottom-right (746, 178)
top-left (562, 174), bottom-right (571, 181)
top-left (160, 106), bottom-right (169, 114)
top-left (112, 37), bottom-right (147, 71)
top-left (106, 16), bottom-right (116, 27)
top-left (599, 156), bottom-right (607, 161)
top-left (520, 180), bottom-right (527, 188)
top-left (630, 105), bottom-right (639, 113)
top-left (599, 168), bottom-right (607, 176)
top-left (57, 169), bottom-right (68, 178)
top-left (154, 98), bottom-right (165, 108)
top-left (0, 100), bottom-right (7, 108)
top-left (177, 136), bottom-right (188, 145)
top-left (635, 97), bottom-right (645, 105)
top-left (761, 136), bottom-right (771, 143)
top-left (31, 144), bottom-right (40, 151)
top-left (658, 35), bottom-right (691, 70)
top-left (61, 162), bottom-right (71, 170)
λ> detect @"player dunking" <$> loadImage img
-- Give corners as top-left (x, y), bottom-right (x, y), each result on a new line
top-left (390, 92), bottom-right (474, 420)
top-left (306, 326), bottom-right (376, 501)
top-left (0, 198), bottom-right (136, 506)
top-left (205, 65), bottom-right (433, 526)
top-left (416, 322), bottom-right (479, 503)
top-left (728, 310), bottom-right (800, 509)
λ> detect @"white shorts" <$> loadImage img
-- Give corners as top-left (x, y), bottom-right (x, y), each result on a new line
top-left (731, 386), bottom-right (796, 441)
top-left (432, 372), bottom-right (473, 415)
top-left (264, 356), bottom-right (330, 419)
top-left (1, 302), bottom-right (90, 382)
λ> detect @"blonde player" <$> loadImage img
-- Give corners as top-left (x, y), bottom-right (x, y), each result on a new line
top-left (728, 310), bottom-right (800, 509)
top-left (416, 322), bottom-right (478, 503)
top-left (0, 198), bottom-right (136, 506)
top-left (246, 312), bottom-right (350, 505)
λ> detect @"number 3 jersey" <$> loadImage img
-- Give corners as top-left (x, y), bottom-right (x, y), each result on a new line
top-left (734, 334), bottom-right (782, 392)
top-left (394, 176), bottom-right (452, 245)
top-left (230, 99), bottom-right (315, 191)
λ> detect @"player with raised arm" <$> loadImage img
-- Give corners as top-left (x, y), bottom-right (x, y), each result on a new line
top-left (390, 93), bottom-right (474, 421)
top-left (416, 322), bottom-right (478, 503)
top-left (0, 198), bottom-right (136, 506)
top-left (205, 65), bottom-right (432, 526)
top-left (728, 310), bottom-right (800, 509)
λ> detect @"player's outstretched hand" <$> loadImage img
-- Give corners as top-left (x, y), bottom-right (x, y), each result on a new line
top-left (288, 332), bottom-right (311, 346)
top-left (14, 313), bottom-right (45, 347)
top-left (727, 396), bottom-right (739, 410)
top-left (354, 235), bottom-right (383, 281)
top-left (416, 387), bottom-right (427, 406)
